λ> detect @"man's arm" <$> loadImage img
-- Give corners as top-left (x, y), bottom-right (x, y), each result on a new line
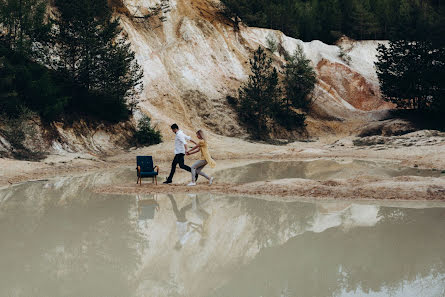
top-left (183, 132), bottom-right (192, 142)
top-left (184, 134), bottom-right (197, 145)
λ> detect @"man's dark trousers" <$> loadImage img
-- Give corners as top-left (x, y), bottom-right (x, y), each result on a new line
top-left (166, 153), bottom-right (191, 182)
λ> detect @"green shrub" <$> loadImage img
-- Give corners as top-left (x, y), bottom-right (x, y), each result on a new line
top-left (134, 116), bottom-right (162, 146)
top-left (338, 45), bottom-right (351, 65)
top-left (266, 34), bottom-right (279, 53)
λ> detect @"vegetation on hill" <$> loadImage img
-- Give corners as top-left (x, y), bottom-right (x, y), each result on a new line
top-left (0, 0), bottom-right (49, 56)
top-left (134, 115), bottom-right (162, 146)
top-left (1, 0), bottom-right (443, 151)
top-left (237, 46), bottom-right (280, 139)
top-left (222, 0), bottom-right (444, 131)
top-left (375, 40), bottom-right (445, 130)
top-left (220, 0), bottom-right (445, 44)
top-left (376, 41), bottom-right (444, 111)
top-left (51, 0), bottom-right (143, 122)
top-left (0, 45), bottom-right (68, 120)
top-left (277, 46), bottom-right (316, 129)
top-left (0, 0), bottom-right (143, 123)
top-left (0, 0), bottom-right (163, 158)
top-left (231, 46), bottom-right (316, 140)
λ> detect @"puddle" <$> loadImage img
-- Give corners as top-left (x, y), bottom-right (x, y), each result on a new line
top-left (213, 160), bottom-right (443, 183)
top-left (0, 173), bottom-right (444, 297)
top-left (38, 159), bottom-right (442, 187)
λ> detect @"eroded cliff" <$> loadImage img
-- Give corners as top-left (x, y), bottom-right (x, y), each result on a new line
top-left (118, 0), bottom-right (392, 137)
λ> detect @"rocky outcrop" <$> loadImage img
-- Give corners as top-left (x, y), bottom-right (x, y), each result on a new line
top-left (0, 119), bottom-right (135, 159)
top-left (353, 130), bottom-right (445, 147)
top-left (118, 0), bottom-right (393, 137)
top-left (357, 119), bottom-right (416, 137)
top-left (316, 59), bottom-right (393, 111)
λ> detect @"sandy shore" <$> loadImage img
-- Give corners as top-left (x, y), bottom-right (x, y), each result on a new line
top-left (2, 131), bottom-right (445, 200)
top-left (94, 175), bottom-right (445, 201)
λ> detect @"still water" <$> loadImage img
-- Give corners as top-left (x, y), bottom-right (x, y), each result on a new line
top-left (0, 171), bottom-right (444, 297)
top-left (214, 160), bottom-right (444, 183)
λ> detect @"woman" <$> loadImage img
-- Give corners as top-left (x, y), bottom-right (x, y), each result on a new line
top-left (186, 130), bottom-right (216, 186)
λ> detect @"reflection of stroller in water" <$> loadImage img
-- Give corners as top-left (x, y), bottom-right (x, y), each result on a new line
top-left (168, 194), bottom-right (210, 250)
top-left (137, 195), bottom-right (160, 221)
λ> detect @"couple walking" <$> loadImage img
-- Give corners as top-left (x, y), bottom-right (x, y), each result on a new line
top-left (163, 124), bottom-right (216, 186)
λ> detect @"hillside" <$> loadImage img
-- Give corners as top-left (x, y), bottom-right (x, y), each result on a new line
top-left (118, 0), bottom-right (393, 138)
top-left (1, 0), bottom-right (406, 158)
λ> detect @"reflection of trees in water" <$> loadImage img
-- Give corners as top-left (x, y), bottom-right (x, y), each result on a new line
top-left (238, 197), bottom-right (316, 248)
top-left (211, 207), bottom-right (445, 297)
top-left (0, 180), bottom-right (144, 297)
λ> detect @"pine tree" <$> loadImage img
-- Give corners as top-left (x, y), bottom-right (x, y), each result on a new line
top-left (298, 1), bottom-right (322, 41)
top-left (0, 45), bottom-right (68, 120)
top-left (52, 0), bottom-right (143, 121)
top-left (283, 45), bottom-right (316, 111)
top-left (219, 0), bottom-right (444, 43)
top-left (0, 54), bottom-right (20, 115)
top-left (321, 0), bottom-right (343, 42)
top-left (431, 6), bottom-right (445, 47)
top-left (238, 46), bottom-right (280, 139)
top-left (394, 0), bottom-right (415, 39)
top-left (0, 0), bottom-right (49, 56)
top-left (375, 40), bottom-right (444, 110)
top-left (349, 1), bottom-right (380, 39)
top-left (274, 45), bottom-right (316, 128)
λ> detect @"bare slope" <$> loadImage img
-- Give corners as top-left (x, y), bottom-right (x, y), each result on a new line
top-left (119, 0), bottom-right (392, 138)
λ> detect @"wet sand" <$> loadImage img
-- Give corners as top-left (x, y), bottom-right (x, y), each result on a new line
top-left (2, 131), bottom-right (445, 200)
top-left (94, 175), bottom-right (445, 201)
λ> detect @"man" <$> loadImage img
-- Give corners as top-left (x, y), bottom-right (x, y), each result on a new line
top-left (163, 124), bottom-right (196, 184)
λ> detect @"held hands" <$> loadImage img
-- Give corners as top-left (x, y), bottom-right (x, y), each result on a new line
top-left (186, 145), bottom-right (199, 156)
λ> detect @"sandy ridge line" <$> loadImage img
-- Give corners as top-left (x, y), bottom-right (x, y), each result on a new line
top-left (94, 175), bottom-right (445, 201)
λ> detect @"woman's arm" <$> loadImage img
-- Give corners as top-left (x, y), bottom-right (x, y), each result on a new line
top-left (188, 144), bottom-right (199, 152)
top-left (187, 146), bottom-right (201, 155)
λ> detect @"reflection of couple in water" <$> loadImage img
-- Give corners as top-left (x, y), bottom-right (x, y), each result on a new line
top-left (168, 194), bottom-right (210, 250)
top-left (163, 124), bottom-right (216, 186)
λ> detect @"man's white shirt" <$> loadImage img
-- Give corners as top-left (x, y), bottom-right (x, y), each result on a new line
top-left (174, 130), bottom-right (191, 154)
